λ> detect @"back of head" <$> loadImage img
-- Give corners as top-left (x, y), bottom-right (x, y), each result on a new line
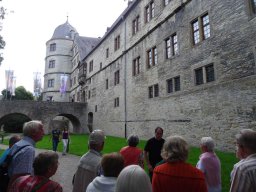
top-left (116, 165), bottom-right (152, 192)
top-left (101, 152), bottom-right (124, 177)
top-left (161, 135), bottom-right (189, 162)
top-left (23, 120), bottom-right (43, 137)
top-left (33, 151), bottom-right (59, 176)
top-left (236, 129), bottom-right (256, 153)
top-left (88, 129), bottom-right (105, 150)
top-left (200, 137), bottom-right (215, 152)
top-left (9, 135), bottom-right (21, 147)
top-left (127, 134), bottom-right (139, 147)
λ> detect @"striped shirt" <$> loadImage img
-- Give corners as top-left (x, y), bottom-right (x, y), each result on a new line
top-left (230, 153), bottom-right (256, 192)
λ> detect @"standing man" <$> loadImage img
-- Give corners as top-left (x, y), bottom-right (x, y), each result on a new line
top-left (197, 137), bottom-right (221, 192)
top-left (8, 120), bottom-right (45, 182)
top-left (230, 129), bottom-right (256, 192)
top-left (72, 129), bottom-right (105, 192)
top-left (144, 127), bottom-right (165, 180)
top-left (51, 128), bottom-right (61, 152)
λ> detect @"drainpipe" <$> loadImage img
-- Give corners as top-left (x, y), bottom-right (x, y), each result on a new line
top-left (123, 17), bottom-right (128, 139)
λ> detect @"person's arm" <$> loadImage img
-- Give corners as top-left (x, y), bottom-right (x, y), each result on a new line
top-left (144, 150), bottom-right (153, 172)
top-left (138, 151), bottom-right (144, 169)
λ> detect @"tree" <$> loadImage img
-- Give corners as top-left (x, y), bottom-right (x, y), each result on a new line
top-left (0, 1), bottom-right (6, 66)
top-left (14, 86), bottom-right (34, 100)
top-left (1, 89), bottom-right (11, 100)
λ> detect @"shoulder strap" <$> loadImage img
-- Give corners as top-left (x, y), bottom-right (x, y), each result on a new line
top-left (30, 178), bottom-right (49, 192)
top-left (12, 145), bottom-right (31, 157)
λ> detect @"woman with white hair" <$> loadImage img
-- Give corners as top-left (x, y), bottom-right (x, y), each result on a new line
top-left (115, 165), bottom-right (152, 192)
top-left (152, 135), bottom-right (207, 192)
top-left (196, 137), bottom-right (221, 192)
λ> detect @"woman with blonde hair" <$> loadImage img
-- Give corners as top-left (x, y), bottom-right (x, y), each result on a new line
top-left (152, 135), bottom-right (207, 192)
top-left (115, 165), bottom-right (152, 192)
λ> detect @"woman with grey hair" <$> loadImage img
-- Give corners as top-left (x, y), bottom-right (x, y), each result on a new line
top-left (115, 165), bottom-right (152, 192)
top-left (120, 134), bottom-right (144, 168)
top-left (152, 135), bottom-right (207, 192)
top-left (196, 137), bottom-right (221, 192)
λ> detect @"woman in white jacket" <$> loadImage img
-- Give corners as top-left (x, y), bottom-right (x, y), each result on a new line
top-left (86, 152), bottom-right (124, 192)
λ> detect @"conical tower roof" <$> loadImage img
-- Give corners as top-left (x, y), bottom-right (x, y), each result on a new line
top-left (51, 21), bottom-right (77, 40)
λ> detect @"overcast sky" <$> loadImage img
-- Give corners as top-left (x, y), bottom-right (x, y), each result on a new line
top-left (0, 0), bottom-right (127, 94)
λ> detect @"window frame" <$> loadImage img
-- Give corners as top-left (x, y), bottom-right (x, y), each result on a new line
top-left (49, 43), bottom-right (56, 52)
top-left (194, 63), bottom-right (215, 86)
top-left (114, 35), bottom-right (121, 51)
top-left (132, 16), bottom-right (140, 35)
top-left (89, 60), bottom-right (93, 72)
top-left (48, 60), bottom-right (55, 68)
top-left (114, 70), bottom-right (120, 85)
top-left (133, 56), bottom-right (141, 76)
top-left (167, 76), bottom-right (181, 93)
top-left (145, 1), bottom-right (155, 23)
top-left (147, 46), bottom-right (158, 68)
top-left (48, 79), bottom-right (54, 88)
top-left (192, 13), bottom-right (211, 45)
top-left (148, 83), bottom-right (159, 98)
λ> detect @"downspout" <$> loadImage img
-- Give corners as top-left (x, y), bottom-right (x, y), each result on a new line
top-left (123, 17), bottom-right (128, 139)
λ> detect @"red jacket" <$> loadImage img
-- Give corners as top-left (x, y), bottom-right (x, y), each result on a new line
top-left (153, 162), bottom-right (207, 192)
top-left (120, 146), bottom-right (143, 167)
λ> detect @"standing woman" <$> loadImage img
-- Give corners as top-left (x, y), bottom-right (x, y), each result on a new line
top-left (62, 127), bottom-right (69, 155)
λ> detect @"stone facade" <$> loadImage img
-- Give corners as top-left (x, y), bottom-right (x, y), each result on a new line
top-left (44, 0), bottom-right (256, 151)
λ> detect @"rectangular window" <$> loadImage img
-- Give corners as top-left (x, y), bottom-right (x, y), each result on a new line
top-left (133, 56), bottom-right (141, 76)
top-left (145, 1), bottom-right (155, 23)
top-left (147, 46), bottom-right (157, 68)
top-left (114, 35), bottom-right (120, 51)
top-left (114, 97), bottom-right (119, 107)
top-left (132, 16), bottom-right (139, 35)
top-left (50, 43), bottom-right (56, 51)
top-left (106, 79), bottom-right (109, 89)
top-left (195, 64), bottom-right (215, 85)
top-left (48, 79), bottom-right (54, 87)
top-left (148, 83), bottom-right (159, 98)
top-left (114, 70), bottom-right (120, 85)
top-left (106, 48), bottom-right (109, 58)
top-left (88, 90), bottom-right (91, 99)
top-left (95, 105), bottom-right (97, 112)
top-left (100, 62), bottom-right (102, 70)
top-left (89, 60), bottom-right (93, 72)
top-left (252, 0), bottom-right (256, 13)
top-left (192, 13), bottom-right (211, 45)
top-left (172, 33), bottom-right (178, 56)
top-left (48, 60), bottom-right (55, 68)
top-left (167, 76), bottom-right (181, 93)
top-left (165, 38), bottom-right (171, 59)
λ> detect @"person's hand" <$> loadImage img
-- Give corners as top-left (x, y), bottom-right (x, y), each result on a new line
top-left (148, 164), bottom-right (153, 172)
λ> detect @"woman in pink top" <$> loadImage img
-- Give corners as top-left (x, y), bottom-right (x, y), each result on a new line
top-left (120, 134), bottom-right (144, 168)
top-left (196, 137), bottom-right (221, 192)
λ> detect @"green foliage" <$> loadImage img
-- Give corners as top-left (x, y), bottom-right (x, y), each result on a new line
top-left (1, 89), bottom-right (11, 100)
top-left (14, 86), bottom-right (34, 100)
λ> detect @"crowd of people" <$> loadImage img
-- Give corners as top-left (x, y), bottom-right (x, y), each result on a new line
top-left (0, 121), bottom-right (256, 192)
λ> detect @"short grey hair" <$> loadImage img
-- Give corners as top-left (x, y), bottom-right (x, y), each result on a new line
top-left (116, 165), bottom-right (152, 192)
top-left (23, 120), bottom-right (43, 137)
top-left (127, 134), bottom-right (139, 147)
top-left (161, 135), bottom-right (188, 162)
top-left (200, 137), bottom-right (215, 152)
top-left (236, 129), bottom-right (256, 153)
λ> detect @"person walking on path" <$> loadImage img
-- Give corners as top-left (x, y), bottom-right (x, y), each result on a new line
top-left (50, 129), bottom-right (61, 152)
top-left (144, 127), bottom-right (165, 180)
top-left (72, 129), bottom-right (105, 192)
top-left (62, 127), bottom-right (70, 155)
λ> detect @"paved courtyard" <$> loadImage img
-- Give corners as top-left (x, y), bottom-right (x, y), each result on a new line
top-left (0, 144), bottom-right (80, 192)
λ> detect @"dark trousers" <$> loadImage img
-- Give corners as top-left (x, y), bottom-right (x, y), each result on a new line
top-left (52, 139), bottom-right (59, 152)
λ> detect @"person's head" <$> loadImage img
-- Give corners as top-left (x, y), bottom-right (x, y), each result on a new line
top-left (161, 135), bottom-right (189, 162)
top-left (8, 135), bottom-right (21, 148)
top-left (235, 129), bottom-right (256, 159)
top-left (115, 165), bottom-right (152, 192)
top-left (154, 127), bottom-right (163, 140)
top-left (88, 129), bottom-right (105, 152)
top-left (23, 120), bottom-right (44, 142)
top-left (127, 134), bottom-right (139, 147)
top-left (33, 151), bottom-right (59, 178)
top-left (200, 137), bottom-right (215, 153)
top-left (101, 152), bottom-right (124, 177)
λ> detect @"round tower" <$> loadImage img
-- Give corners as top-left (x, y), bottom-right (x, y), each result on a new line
top-left (43, 21), bottom-right (77, 102)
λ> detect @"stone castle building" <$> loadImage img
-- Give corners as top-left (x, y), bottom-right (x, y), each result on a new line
top-left (43, 0), bottom-right (256, 151)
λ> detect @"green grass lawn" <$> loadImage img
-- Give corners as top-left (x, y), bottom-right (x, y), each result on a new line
top-left (1, 133), bottom-right (237, 192)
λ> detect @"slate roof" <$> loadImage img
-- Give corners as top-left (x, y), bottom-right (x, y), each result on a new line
top-left (51, 21), bottom-right (77, 40)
